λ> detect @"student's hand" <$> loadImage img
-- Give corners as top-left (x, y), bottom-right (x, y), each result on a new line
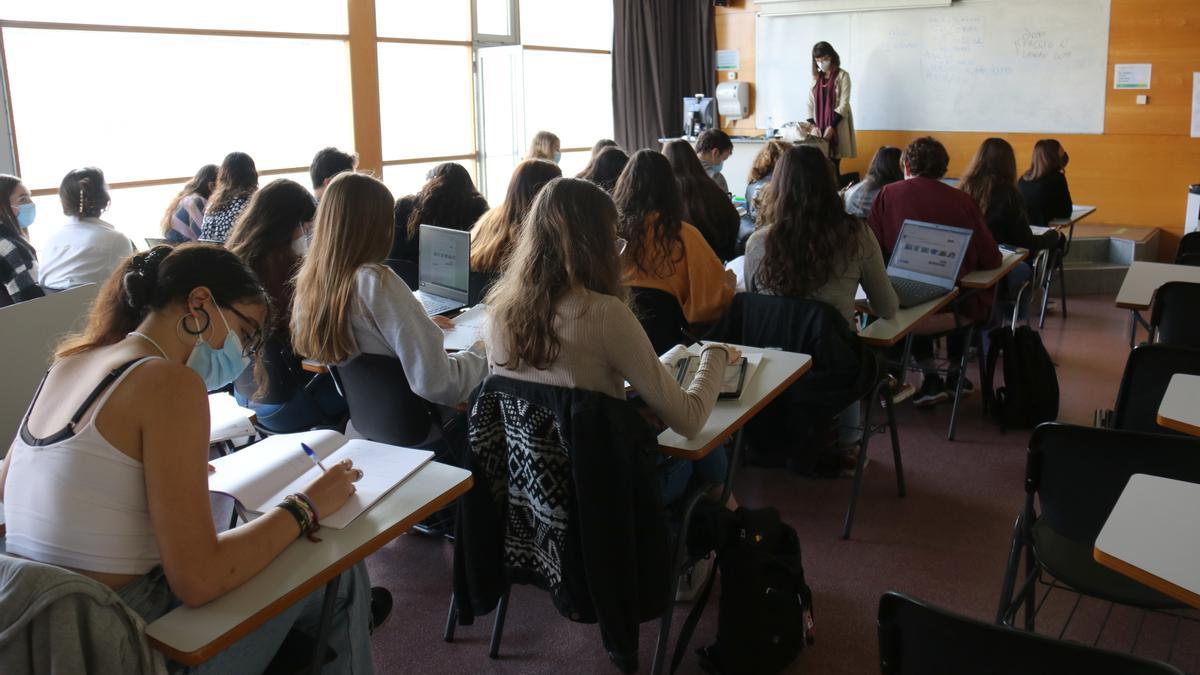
top-left (707, 343), bottom-right (741, 365)
top-left (300, 459), bottom-right (362, 518)
top-left (432, 315), bottom-right (456, 330)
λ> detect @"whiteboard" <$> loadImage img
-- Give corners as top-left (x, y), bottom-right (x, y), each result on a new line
top-left (755, 0), bottom-right (1111, 134)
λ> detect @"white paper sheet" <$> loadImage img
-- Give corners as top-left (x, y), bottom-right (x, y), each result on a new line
top-left (208, 392), bottom-right (256, 444)
top-left (442, 304), bottom-right (488, 352)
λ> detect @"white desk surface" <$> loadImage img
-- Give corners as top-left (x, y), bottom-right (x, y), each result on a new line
top-left (856, 288), bottom-right (959, 348)
top-left (1157, 374), bottom-right (1200, 436)
top-left (1115, 261), bottom-right (1200, 311)
top-left (656, 345), bottom-right (811, 458)
top-left (1094, 474), bottom-right (1200, 609)
top-left (208, 393), bottom-right (257, 445)
top-left (1048, 205), bottom-right (1097, 229)
top-left (146, 461), bottom-right (473, 664)
top-left (960, 248), bottom-right (1028, 290)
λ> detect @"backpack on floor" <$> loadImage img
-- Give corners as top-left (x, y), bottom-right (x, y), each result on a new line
top-left (984, 324), bottom-right (1059, 431)
top-left (672, 507), bottom-right (815, 675)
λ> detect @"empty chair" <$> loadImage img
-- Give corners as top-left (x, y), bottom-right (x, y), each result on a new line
top-left (1099, 344), bottom-right (1200, 434)
top-left (1173, 231), bottom-right (1200, 263)
top-left (331, 352), bottom-right (441, 447)
top-left (1149, 281), bottom-right (1200, 348)
top-left (629, 286), bottom-right (689, 355)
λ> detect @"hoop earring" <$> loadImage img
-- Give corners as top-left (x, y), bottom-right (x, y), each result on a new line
top-left (176, 307), bottom-right (211, 344)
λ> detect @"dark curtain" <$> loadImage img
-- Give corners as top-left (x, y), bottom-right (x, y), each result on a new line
top-left (613, 0), bottom-right (716, 152)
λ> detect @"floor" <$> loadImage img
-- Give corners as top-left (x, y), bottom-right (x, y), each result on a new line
top-left (364, 294), bottom-right (1199, 674)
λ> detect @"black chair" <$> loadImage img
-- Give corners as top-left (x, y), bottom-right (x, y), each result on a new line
top-left (1095, 344), bottom-right (1200, 433)
top-left (880, 591), bottom-right (1183, 675)
top-left (1037, 224), bottom-right (1072, 329)
top-left (996, 424), bottom-right (1200, 639)
top-left (629, 286), bottom-right (689, 355)
top-left (1174, 231), bottom-right (1200, 264)
top-left (1149, 281), bottom-right (1200, 347)
top-left (1176, 251), bottom-right (1200, 267)
top-left (330, 353), bottom-right (442, 448)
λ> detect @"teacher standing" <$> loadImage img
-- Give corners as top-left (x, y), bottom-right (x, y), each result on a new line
top-left (806, 41), bottom-right (856, 177)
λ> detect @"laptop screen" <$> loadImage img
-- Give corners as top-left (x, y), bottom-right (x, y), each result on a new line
top-left (888, 220), bottom-right (973, 284)
top-left (418, 224), bottom-right (470, 302)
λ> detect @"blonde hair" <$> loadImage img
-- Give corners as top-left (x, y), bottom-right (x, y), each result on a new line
top-left (290, 172), bottom-right (394, 364)
top-left (525, 131), bottom-right (561, 161)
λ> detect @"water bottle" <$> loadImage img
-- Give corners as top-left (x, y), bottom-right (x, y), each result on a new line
top-left (765, 115), bottom-right (775, 139)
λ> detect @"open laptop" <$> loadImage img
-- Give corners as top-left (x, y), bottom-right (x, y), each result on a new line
top-left (414, 224), bottom-right (471, 316)
top-left (887, 219), bottom-right (973, 308)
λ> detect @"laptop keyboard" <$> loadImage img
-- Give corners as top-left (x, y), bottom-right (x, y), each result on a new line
top-left (890, 276), bottom-right (949, 308)
top-left (419, 294), bottom-right (460, 316)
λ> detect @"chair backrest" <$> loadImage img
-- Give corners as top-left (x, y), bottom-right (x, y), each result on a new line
top-left (331, 353), bottom-right (436, 446)
top-left (1112, 344), bottom-right (1200, 433)
top-left (878, 591), bottom-right (1183, 675)
top-left (1176, 251), bottom-right (1200, 268)
top-left (384, 258), bottom-right (418, 290)
top-left (1027, 423), bottom-right (1200, 546)
top-left (629, 286), bottom-right (688, 355)
top-left (1175, 231), bottom-right (1200, 263)
top-left (1149, 281), bottom-right (1200, 347)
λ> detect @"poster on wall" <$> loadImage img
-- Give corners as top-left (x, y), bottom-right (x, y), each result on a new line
top-left (1114, 63), bottom-right (1152, 90)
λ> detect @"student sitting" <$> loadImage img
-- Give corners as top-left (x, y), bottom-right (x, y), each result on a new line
top-left (160, 164), bottom-right (217, 244)
top-left (745, 140), bottom-right (790, 226)
top-left (576, 147), bottom-right (628, 193)
top-left (843, 146), bottom-right (902, 218)
top-left (225, 179), bottom-right (347, 432)
top-left (1018, 139), bottom-right (1073, 227)
top-left (391, 162), bottom-right (490, 285)
top-left (868, 136), bottom-right (1002, 406)
top-left (695, 129), bottom-right (734, 194)
top-left (470, 159), bottom-right (561, 276)
top-left (525, 130), bottom-right (561, 164)
top-left (310, 146), bottom-right (357, 203)
top-left (613, 149), bottom-right (734, 326)
top-left (291, 172), bottom-right (487, 413)
top-left (961, 138), bottom-right (1061, 254)
top-left (0, 174), bottom-right (43, 306)
top-left (39, 168), bottom-right (136, 291)
top-left (576, 138), bottom-right (620, 179)
top-left (201, 152), bottom-right (258, 242)
top-left (663, 140), bottom-right (740, 262)
top-left (487, 176), bottom-right (741, 507)
top-left (1, 244), bottom-right (375, 673)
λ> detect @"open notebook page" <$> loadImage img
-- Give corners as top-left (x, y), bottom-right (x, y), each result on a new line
top-left (442, 303), bottom-right (489, 352)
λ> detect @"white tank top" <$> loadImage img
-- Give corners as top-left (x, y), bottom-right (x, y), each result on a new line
top-left (4, 357), bottom-right (163, 575)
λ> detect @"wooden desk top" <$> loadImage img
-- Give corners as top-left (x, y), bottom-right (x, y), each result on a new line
top-left (1094, 474), bottom-right (1200, 609)
top-left (1115, 261), bottom-right (1200, 311)
top-left (1157, 373), bottom-right (1200, 437)
top-left (656, 345), bottom-right (811, 459)
top-left (856, 288), bottom-right (959, 348)
top-left (960, 248), bottom-right (1028, 290)
top-left (301, 359), bottom-right (325, 374)
top-left (146, 462), bottom-right (473, 665)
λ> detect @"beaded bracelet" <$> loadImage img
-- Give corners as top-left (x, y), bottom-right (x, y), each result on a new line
top-left (289, 493), bottom-right (322, 542)
top-left (277, 497), bottom-right (310, 537)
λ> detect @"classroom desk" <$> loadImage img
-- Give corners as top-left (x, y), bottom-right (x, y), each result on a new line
top-left (1047, 204), bottom-right (1097, 229)
top-left (208, 392), bottom-right (257, 446)
top-left (1157, 374), bottom-right (1200, 436)
top-left (656, 345), bottom-right (811, 459)
top-left (1094, 474), bottom-right (1200, 609)
top-left (146, 461), bottom-right (473, 666)
top-left (856, 288), bottom-right (960, 348)
top-left (1114, 261), bottom-right (1200, 346)
top-left (959, 248), bottom-right (1028, 289)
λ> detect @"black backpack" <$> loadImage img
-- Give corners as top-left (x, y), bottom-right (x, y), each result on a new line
top-left (984, 324), bottom-right (1059, 430)
top-left (672, 507), bottom-right (815, 675)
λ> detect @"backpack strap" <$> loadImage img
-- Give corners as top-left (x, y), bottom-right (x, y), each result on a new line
top-left (669, 555), bottom-right (720, 675)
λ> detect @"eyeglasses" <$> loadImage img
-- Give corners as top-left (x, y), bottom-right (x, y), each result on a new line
top-left (225, 305), bottom-right (264, 358)
top-left (615, 237), bottom-right (627, 256)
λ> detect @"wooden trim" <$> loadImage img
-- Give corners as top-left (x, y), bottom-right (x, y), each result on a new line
top-left (381, 154), bottom-right (476, 167)
top-left (376, 36), bottom-right (471, 47)
top-left (347, 0), bottom-right (383, 177)
top-left (150, 473), bottom-right (474, 665)
top-left (1156, 412), bottom-right (1200, 437)
top-left (0, 27), bottom-right (19, 176)
top-left (561, 146), bottom-right (591, 153)
top-left (523, 44), bottom-right (611, 55)
top-left (1093, 546), bottom-right (1200, 609)
top-left (0, 19), bottom-right (346, 41)
top-left (27, 165), bottom-right (312, 197)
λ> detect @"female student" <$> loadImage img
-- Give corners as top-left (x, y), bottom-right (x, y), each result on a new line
top-left (613, 149), bottom-right (734, 325)
top-left (201, 152), bottom-right (258, 242)
top-left (291, 172), bottom-right (487, 411)
top-left (487, 176), bottom-right (741, 506)
top-left (525, 130), bottom-right (561, 164)
top-left (744, 139), bottom-right (790, 225)
top-left (576, 147), bottom-right (628, 193)
top-left (38, 167), bottom-right (136, 291)
top-left (961, 138), bottom-right (1061, 253)
top-left (662, 140), bottom-right (740, 262)
top-left (1, 244), bottom-right (374, 672)
top-left (0, 174), bottom-right (42, 305)
top-left (470, 159), bottom-right (562, 276)
top-left (843, 146), bottom-right (902, 218)
top-left (390, 162), bottom-right (490, 271)
top-left (806, 41), bottom-right (856, 175)
top-left (1018, 139), bottom-right (1073, 227)
top-left (576, 138), bottom-right (619, 179)
top-left (161, 164), bottom-right (218, 243)
top-left (226, 179), bottom-right (347, 432)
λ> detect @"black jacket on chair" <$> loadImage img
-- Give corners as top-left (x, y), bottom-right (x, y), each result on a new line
top-left (453, 376), bottom-right (672, 667)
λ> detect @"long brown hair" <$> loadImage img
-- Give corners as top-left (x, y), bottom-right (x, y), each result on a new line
top-left (160, 164), bottom-right (218, 235)
top-left (487, 177), bottom-right (624, 370)
top-left (747, 140), bottom-right (790, 184)
top-left (577, 147), bottom-right (629, 193)
top-left (576, 139), bottom-right (619, 178)
top-left (206, 152), bottom-right (259, 214)
top-left (226, 178), bottom-right (315, 278)
top-left (612, 149), bottom-right (685, 279)
top-left (291, 173), bottom-right (395, 364)
top-left (960, 138), bottom-right (1018, 217)
top-left (0, 174), bottom-right (29, 242)
top-left (1023, 139), bottom-right (1067, 181)
top-left (756, 146), bottom-right (860, 297)
top-left (404, 162), bottom-right (488, 239)
top-left (663, 139), bottom-right (731, 256)
top-left (470, 159), bottom-right (561, 273)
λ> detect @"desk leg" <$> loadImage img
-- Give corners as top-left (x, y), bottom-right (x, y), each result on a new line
top-left (946, 325), bottom-right (975, 442)
top-left (1128, 310), bottom-right (1150, 348)
top-left (309, 576), bottom-right (341, 675)
top-left (898, 334), bottom-right (914, 386)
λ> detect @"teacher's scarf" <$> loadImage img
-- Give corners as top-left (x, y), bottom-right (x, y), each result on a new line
top-left (813, 72), bottom-right (839, 157)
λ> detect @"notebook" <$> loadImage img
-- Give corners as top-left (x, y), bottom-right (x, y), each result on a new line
top-left (414, 224), bottom-right (470, 316)
top-left (207, 429), bottom-right (434, 529)
top-left (441, 303), bottom-right (489, 352)
top-left (887, 219), bottom-right (973, 308)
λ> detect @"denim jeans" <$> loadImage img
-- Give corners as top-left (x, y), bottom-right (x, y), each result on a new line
top-left (657, 445), bottom-right (730, 505)
top-left (119, 562), bottom-right (374, 674)
top-left (234, 374), bottom-right (347, 434)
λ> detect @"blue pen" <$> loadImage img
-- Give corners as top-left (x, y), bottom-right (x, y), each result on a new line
top-left (301, 443), bottom-right (328, 472)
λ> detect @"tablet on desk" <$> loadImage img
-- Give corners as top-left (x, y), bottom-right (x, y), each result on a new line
top-left (675, 355), bottom-right (748, 400)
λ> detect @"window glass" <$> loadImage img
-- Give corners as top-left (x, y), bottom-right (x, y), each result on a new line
top-left (5, 29), bottom-right (354, 190)
top-left (382, 161), bottom-right (479, 203)
top-left (3, 0), bottom-right (347, 34)
top-left (378, 44), bottom-right (475, 161)
top-left (519, 0), bottom-right (612, 50)
top-left (556, 151), bottom-right (590, 179)
top-left (522, 51), bottom-right (613, 150)
top-left (475, 0), bottom-right (514, 38)
top-left (376, 0), bottom-right (470, 41)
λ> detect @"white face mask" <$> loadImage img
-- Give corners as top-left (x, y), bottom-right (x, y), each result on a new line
top-left (291, 234), bottom-right (310, 256)
top-left (816, 59), bottom-right (831, 73)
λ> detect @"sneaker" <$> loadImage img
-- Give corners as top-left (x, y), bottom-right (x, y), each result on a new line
top-left (675, 556), bottom-right (715, 603)
top-left (369, 586), bottom-right (394, 634)
top-left (913, 377), bottom-right (950, 408)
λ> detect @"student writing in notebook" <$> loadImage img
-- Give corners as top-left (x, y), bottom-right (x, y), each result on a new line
top-left (1, 244), bottom-right (375, 673)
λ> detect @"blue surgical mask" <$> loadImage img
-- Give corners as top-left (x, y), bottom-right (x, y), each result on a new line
top-left (16, 203), bottom-right (35, 229)
top-left (711, 161), bottom-right (725, 175)
top-left (186, 305), bottom-right (251, 391)
top-left (553, 151), bottom-right (562, 164)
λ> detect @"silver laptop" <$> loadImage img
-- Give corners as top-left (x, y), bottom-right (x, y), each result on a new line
top-left (887, 219), bottom-right (973, 308)
top-left (414, 224), bottom-right (470, 316)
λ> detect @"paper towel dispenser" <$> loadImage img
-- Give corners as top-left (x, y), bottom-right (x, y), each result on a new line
top-left (716, 81), bottom-right (750, 120)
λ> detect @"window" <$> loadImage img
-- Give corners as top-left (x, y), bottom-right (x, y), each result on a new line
top-left (2, 0), bottom-right (347, 33)
top-left (375, 0), bottom-right (470, 41)
top-left (522, 51), bottom-right (614, 150)
top-left (519, 0), bottom-right (612, 50)
top-left (377, 44), bottom-right (475, 161)
top-left (474, 0), bottom-right (519, 45)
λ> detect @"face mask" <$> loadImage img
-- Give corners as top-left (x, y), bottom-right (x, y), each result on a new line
top-left (711, 161), bottom-right (725, 175)
top-left (186, 305), bottom-right (251, 391)
top-left (553, 151), bottom-right (562, 164)
top-left (15, 203), bottom-right (35, 229)
top-left (816, 59), bottom-right (831, 72)
top-left (291, 234), bottom-right (310, 256)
